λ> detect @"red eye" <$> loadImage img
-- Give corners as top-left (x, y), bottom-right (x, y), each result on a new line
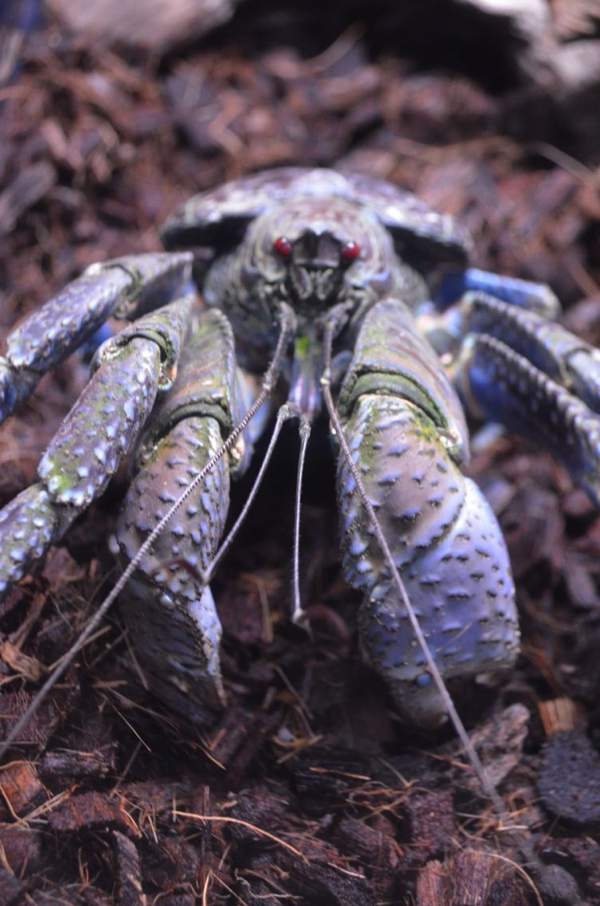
top-left (273, 236), bottom-right (292, 258)
top-left (341, 240), bottom-right (360, 263)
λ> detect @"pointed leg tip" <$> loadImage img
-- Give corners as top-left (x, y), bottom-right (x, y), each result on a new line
top-left (390, 676), bottom-right (450, 730)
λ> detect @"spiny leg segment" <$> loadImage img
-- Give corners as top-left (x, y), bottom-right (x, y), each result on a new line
top-left (0, 288), bottom-right (195, 597)
top-left (0, 253), bottom-right (193, 421)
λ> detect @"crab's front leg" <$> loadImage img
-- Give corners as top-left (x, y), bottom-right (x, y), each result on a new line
top-left (336, 299), bottom-right (519, 728)
top-left (114, 309), bottom-right (263, 711)
top-left (0, 291), bottom-right (194, 597)
top-left (0, 253), bottom-right (192, 422)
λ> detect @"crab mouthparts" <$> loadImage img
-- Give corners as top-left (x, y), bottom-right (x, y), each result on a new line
top-left (288, 332), bottom-right (324, 420)
top-left (286, 263), bottom-right (342, 309)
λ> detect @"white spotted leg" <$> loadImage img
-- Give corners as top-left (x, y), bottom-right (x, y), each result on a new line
top-left (0, 293), bottom-right (195, 598)
top-left (114, 309), bottom-right (255, 709)
top-left (331, 298), bottom-right (519, 728)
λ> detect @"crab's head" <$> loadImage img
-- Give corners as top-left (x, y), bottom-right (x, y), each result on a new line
top-left (203, 193), bottom-right (401, 381)
top-left (241, 195), bottom-right (397, 326)
top-left (270, 228), bottom-right (361, 313)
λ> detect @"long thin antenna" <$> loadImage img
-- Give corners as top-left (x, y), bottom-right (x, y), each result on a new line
top-left (205, 402), bottom-right (299, 582)
top-left (291, 414), bottom-right (312, 623)
top-left (208, 401), bottom-right (311, 624)
top-left (0, 305), bottom-right (296, 760)
top-left (320, 311), bottom-right (507, 816)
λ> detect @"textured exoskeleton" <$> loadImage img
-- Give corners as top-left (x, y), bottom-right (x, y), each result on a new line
top-left (2, 167), bottom-right (600, 727)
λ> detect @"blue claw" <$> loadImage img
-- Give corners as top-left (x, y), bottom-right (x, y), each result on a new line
top-left (78, 321), bottom-right (114, 361)
top-left (435, 267), bottom-right (560, 318)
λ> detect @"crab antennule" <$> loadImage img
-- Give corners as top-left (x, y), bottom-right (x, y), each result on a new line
top-left (206, 402), bottom-right (298, 581)
top-left (291, 414), bottom-right (312, 624)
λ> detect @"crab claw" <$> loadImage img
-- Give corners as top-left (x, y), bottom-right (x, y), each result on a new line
top-left (338, 393), bottom-right (518, 727)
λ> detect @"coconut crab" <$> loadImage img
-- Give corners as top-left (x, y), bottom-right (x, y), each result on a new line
top-left (1, 167), bottom-right (600, 733)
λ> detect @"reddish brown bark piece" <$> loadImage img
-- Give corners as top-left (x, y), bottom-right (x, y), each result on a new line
top-left (113, 831), bottom-right (145, 906)
top-left (403, 789), bottom-right (456, 863)
top-left (444, 703), bottom-right (530, 794)
top-left (0, 760), bottom-right (48, 817)
top-left (0, 669), bottom-right (81, 752)
top-left (48, 791), bottom-right (140, 837)
top-left (334, 816), bottom-right (402, 899)
top-left (0, 825), bottom-right (43, 875)
top-left (121, 781), bottom-right (195, 816)
top-left (142, 835), bottom-right (201, 890)
top-left (415, 850), bottom-right (530, 906)
top-left (0, 162), bottom-right (56, 239)
top-left (40, 746), bottom-right (116, 781)
top-left (276, 847), bottom-right (374, 906)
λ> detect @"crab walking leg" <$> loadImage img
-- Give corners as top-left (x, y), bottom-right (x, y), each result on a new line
top-left (115, 309), bottom-right (258, 710)
top-left (116, 416), bottom-right (229, 709)
top-left (434, 268), bottom-right (560, 318)
top-left (0, 252), bottom-right (192, 422)
top-left (0, 294), bottom-right (194, 597)
top-left (424, 291), bottom-right (600, 413)
top-left (335, 299), bottom-right (519, 728)
top-left (455, 292), bottom-right (600, 413)
top-left (416, 291), bottom-right (600, 501)
top-left (455, 333), bottom-right (600, 505)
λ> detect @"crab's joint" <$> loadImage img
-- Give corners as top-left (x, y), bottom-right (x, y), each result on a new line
top-left (92, 293), bottom-right (195, 392)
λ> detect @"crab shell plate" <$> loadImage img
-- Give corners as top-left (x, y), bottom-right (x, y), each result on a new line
top-left (160, 167), bottom-right (472, 272)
